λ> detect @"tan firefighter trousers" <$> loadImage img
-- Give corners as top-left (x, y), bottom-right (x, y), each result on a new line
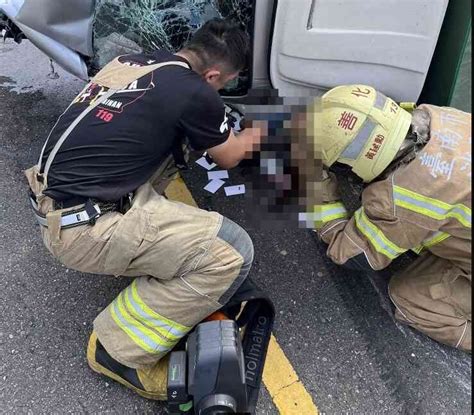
top-left (28, 172), bottom-right (254, 369)
top-left (388, 253), bottom-right (471, 352)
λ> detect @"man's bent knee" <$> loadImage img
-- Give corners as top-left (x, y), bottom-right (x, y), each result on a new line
top-left (388, 275), bottom-right (412, 323)
top-left (216, 217), bottom-right (254, 304)
top-left (388, 272), bottom-right (471, 352)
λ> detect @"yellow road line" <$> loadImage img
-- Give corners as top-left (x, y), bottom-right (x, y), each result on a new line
top-left (263, 335), bottom-right (318, 414)
top-left (165, 175), bottom-right (319, 415)
top-left (165, 175), bottom-right (198, 207)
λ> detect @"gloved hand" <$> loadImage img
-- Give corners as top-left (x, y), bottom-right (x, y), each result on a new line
top-left (224, 104), bottom-right (245, 133)
top-left (322, 169), bottom-right (340, 203)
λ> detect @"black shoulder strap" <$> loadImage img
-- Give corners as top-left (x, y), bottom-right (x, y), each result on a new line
top-left (220, 278), bottom-right (275, 413)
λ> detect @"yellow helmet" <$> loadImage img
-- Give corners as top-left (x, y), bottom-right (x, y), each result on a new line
top-left (314, 85), bottom-right (413, 182)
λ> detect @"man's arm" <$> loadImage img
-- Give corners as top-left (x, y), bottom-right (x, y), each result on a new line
top-left (207, 122), bottom-right (266, 169)
top-left (311, 174), bottom-right (435, 271)
top-left (179, 86), bottom-right (267, 169)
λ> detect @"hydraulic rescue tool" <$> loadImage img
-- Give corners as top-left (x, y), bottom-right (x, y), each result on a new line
top-left (166, 279), bottom-right (274, 415)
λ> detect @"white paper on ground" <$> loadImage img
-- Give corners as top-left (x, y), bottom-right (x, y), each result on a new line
top-left (224, 184), bottom-right (246, 196)
top-left (207, 170), bottom-right (229, 180)
top-left (204, 179), bottom-right (226, 194)
top-left (196, 156), bottom-right (217, 170)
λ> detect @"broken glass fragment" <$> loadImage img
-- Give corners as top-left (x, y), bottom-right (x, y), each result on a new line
top-left (92, 0), bottom-right (253, 95)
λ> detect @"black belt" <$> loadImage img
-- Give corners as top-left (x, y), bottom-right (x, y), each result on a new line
top-left (53, 192), bottom-right (133, 213)
top-left (30, 197), bottom-right (104, 228)
top-left (53, 196), bottom-right (90, 210)
top-left (29, 192), bottom-right (133, 229)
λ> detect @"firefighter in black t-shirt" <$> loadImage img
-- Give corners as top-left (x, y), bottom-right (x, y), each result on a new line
top-left (25, 19), bottom-right (265, 398)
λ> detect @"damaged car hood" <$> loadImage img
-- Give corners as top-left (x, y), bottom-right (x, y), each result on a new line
top-left (1, 0), bottom-right (94, 80)
top-left (0, 0), bottom-right (253, 94)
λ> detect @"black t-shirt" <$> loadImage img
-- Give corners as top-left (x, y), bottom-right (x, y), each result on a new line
top-left (40, 50), bottom-right (230, 202)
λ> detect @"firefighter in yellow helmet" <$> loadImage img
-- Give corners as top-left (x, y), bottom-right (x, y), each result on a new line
top-left (305, 84), bottom-right (471, 352)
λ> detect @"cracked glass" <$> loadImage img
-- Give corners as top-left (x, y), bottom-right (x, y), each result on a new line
top-left (92, 0), bottom-right (254, 95)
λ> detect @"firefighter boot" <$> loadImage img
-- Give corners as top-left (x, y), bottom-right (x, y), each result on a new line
top-left (87, 331), bottom-right (168, 400)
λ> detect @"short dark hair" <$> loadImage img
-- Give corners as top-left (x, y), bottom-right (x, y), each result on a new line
top-left (184, 18), bottom-right (250, 73)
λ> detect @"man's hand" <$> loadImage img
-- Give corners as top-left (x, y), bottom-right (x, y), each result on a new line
top-left (206, 121), bottom-right (266, 169)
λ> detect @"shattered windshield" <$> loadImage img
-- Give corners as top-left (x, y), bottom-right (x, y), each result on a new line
top-left (92, 0), bottom-right (253, 95)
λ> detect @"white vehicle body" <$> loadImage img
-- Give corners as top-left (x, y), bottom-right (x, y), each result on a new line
top-left (1, 0), bottom-right (449, 102)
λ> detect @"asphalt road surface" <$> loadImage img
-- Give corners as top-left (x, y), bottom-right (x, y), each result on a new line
top-left (0, 40), bottom-right (471, 414)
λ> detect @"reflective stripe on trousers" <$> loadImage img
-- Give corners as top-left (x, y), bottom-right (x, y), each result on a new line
top-left (412, 230), bottom-right (451, 254)
top-left (93, 196), bottom-right (255, 369)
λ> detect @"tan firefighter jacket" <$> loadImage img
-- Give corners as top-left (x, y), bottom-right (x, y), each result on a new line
top-left (314, 105), bottom-right (471, 274)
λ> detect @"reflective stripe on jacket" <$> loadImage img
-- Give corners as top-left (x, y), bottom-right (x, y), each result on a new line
top-left (319, 105), bottom-right (471, 273)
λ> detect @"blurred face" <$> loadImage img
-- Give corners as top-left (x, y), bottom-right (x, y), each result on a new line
top-left (202, 68), bottom-right (240, 91)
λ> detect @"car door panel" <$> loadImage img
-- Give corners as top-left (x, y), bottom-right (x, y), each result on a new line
top-left (269, 0), bottom-right (449, 101)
